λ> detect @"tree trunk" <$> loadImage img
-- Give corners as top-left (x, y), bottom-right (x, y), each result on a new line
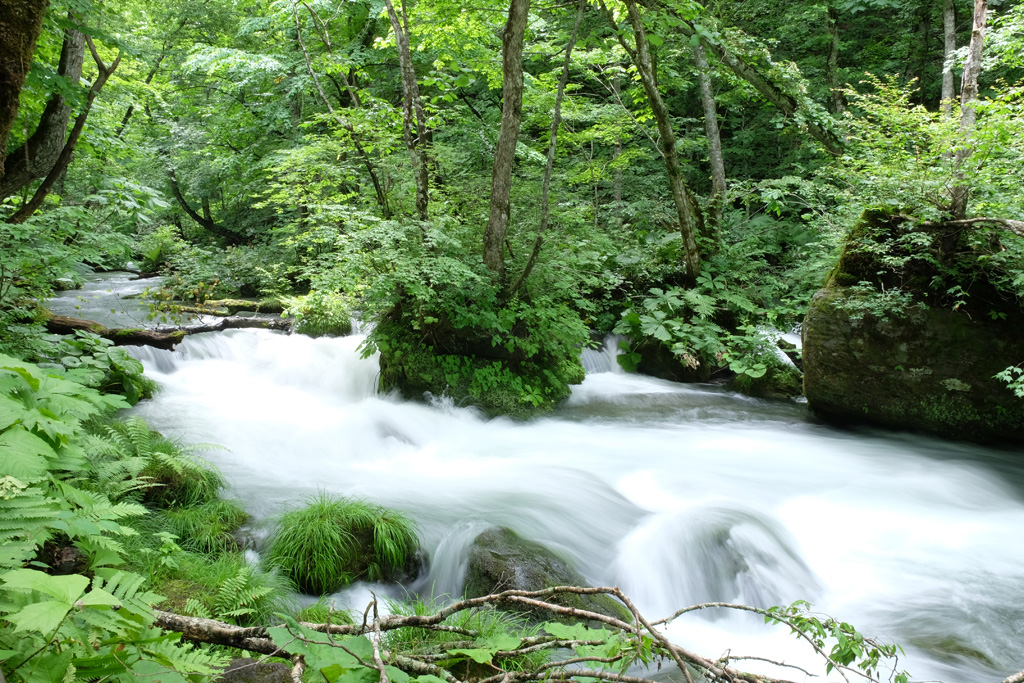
top-left (949, 0), bottom-right (986, 221)
top-left (6, 37), bottom-right (119, 224)
top-left (510, 0), bottom-right (585, 296)
top-left (941, 0), bottom-right (956, 115)
top-left (383, 0), bottom-right (429, 221)
top-left (611, 0), bottom-right (702, 282)
top-left (826, 5), bottom-right (846, 114)
top-left (482, 0), bottom-right (531, 282)
top-left (0, 0), bottom-right (49, 182)
top-left (693, 42), bottom-right (726, 230)
top-left (291, 3), bottom-right (391, 218)
top-left (0, 19), bottom-right (84, 200)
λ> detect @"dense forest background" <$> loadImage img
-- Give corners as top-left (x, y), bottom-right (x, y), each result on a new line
top-left (1, 0), bottom-right (1024, 680)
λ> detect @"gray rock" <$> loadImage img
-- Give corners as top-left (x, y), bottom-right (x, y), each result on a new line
top-left (463, 527), bottom-right (630, 624)
top-left (215, 658), bottom-right (292, 683)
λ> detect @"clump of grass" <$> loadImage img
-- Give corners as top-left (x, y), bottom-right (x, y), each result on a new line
top-left (155, 499), bottom-right (249, 553)
top-left (294, 596), bottom-right (354, 625)
top-left (265, 493), bottom-right (418, 594)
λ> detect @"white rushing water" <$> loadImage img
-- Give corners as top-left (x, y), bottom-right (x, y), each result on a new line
top-left (125, 328), bottom-right (1024, 683)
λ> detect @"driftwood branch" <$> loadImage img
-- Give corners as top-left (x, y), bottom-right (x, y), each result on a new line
top-left (44, 312), bottom-right (292, 350)
top-left (150, 587), bottom-right (895, 683)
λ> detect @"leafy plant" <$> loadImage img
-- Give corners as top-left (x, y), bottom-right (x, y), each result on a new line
top-left (281, 290), bottom-right (353, 337)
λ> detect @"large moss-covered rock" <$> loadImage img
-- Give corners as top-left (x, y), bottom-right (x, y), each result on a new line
top-left (804, 287), bottom-right (1024, 441)
top-left (803, 209), bottom-right (1024, 442)
top-left (463, 527), bottom-right (630, 624)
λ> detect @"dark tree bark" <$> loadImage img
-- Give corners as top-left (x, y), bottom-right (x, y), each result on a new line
top-left (384, 0), bottom-right (430, 221)
top-left (0, 0), bottom-right (48, 182)
top-left (482, 0), bottom-right (531, 282)
top-left (7, 37), bottom-right (119, 224)
top-left (510, 0), bottom-right (585, 296)
top-left (0, 19), bottom-right (83, 200)
top-left (602, 0), bottom-right (702, 282)
top-left (949, 0), bottom-right (986, 221)
top-left (826, 5), bottom-right (846, 114)
top-left (165, 165), bottom-right (237, 243)
top-left (941, 0), bottom-right (957, 115)
top-left (693, 42), bottom-right (726, 229)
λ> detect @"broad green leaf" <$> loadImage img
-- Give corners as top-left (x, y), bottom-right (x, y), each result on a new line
top-left (0, 394), bottom-right (27, 430)
top-left (484, 633), bottom-right (520, 651)
top-left (3, 569), bottom-right (89, 603)
top-left (647, 33), bottom-right (664, 47)
top-left (9, 600), bottom-right (73, 634)
top-left (447, 648), bottom-right (495, 664)
top-left (79, 587), bottom-right (122, 607)
top-left (22, 649), bottom-right (73, 683)
top-left (0, 427), bottom-right (55, 478)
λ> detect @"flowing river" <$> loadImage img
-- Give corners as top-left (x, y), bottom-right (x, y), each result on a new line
top-left (51, 273), bottom-right (1024, 683)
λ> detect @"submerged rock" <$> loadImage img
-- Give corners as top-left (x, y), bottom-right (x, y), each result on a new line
top-left (803, 209), bottom-right (1024, 443)
top-left (463, 527), bottom-right (629, 623)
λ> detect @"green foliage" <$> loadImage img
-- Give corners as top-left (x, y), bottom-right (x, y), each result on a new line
top-left (281, 291), bottom-right (353, 337)
top-left (765, 600), bottom-right (910, 683)
top-left (995, 364), bottom-right (1024, 398)
top-left (266, 493), bottom-right (419, 594)
top-left (0, 356), bottom-right (232, 681)
top-left (94, 417), bottom-right (226, 509)
top-left (155, 499), bottom-right (248, 554)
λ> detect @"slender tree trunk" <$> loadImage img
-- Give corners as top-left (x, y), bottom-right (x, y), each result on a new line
top-left (383, 0), bottom-right (429, 221)
top-left (291, 2), bottom-right (391, 218)
top-left (941, 0), bottom-right (956, 115)
top-left (482, 0), bottom-right (531, 282)
top-left (826, 5), bottom-right (846, 114)
top-left (0, 0), bottom-right (49, 182)
top-left (692, 42), bottom-right (726, 231)
top-left (7, 38), bottom-right (120, 224)
top-left (949, 0), bottom-right (986, 221)
top-left (0, 20), bottom-right (84, 199)
top-left (607, 0), bottom-right (702, 282)
top-left (511, 0), bottom-right (585, 296)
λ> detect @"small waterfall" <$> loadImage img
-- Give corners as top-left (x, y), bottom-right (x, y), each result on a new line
top-left (580, 334), bottom-right (626, 374)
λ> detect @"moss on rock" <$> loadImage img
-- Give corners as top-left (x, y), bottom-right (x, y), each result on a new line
top-left (803, 210), bottom-right (1024, 442)
top-left (463, 527), bottom-right (631, 625)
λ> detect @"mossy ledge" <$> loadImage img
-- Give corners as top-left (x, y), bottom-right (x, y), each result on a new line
top-left (803, 209), bottom-right (1024, 443)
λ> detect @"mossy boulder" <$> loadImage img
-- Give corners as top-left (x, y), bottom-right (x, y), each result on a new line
top-left (463, 527), bottom-right (630, 624)
top-left (803, 209), bottom-right (1024, 442)
top-left (634, 338), bottom-right (714, 383)
top-left (376, 319), bottom-right (585, 419)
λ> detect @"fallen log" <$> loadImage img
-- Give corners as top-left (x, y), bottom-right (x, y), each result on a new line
top-left (43, 312), bottom-right (292, 350)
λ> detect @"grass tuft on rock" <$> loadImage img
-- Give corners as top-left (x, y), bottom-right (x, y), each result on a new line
top-left (266, 493), bottom-right (418, 594)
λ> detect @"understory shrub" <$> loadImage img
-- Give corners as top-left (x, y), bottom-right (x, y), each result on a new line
top-left (281, 290), bottom-right (353, 337)
top-left (266, 493), bottom-right (419, 595)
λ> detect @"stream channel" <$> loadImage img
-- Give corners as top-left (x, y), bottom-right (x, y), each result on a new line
top-left (50, 272), bottom-right (1024, 683)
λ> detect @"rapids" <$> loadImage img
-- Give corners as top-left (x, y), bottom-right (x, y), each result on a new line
top-left (51, 273), bottom-right (1024, 682)
top-left (126, 329), bottom-right (1024, 683)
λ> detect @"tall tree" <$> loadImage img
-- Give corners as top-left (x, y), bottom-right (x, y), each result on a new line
top-left (482, 0), bottom-right (531, 282)
top-left (603, 0), bottom-right (703, 281)
top-left (941, 0), bottom-right (957, 114)
top-left (949, 0), bottom-right (986, 221)
top-left (384, 0), bottom-right (430, 221)
top-left (0, 0), bottom-right (49, 182)
top-left (692, 42), bottom-right (726, 228)
top-left (0, 18), bottom-right (84, 199)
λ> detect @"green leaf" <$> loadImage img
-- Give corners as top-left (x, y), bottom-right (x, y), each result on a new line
top-left (447, 648), bottom-right (496, 664)
top-left (79, 587), bottom-right (122, 607)
top-left (0, 427), bottom-right (55, 479)
top-left (9, 600), bottom-right (73, 634)
top-left (3, 569), bottom-right (89, 603)
top-left (0, 394), bottom-right (27, 430)
top-left (647, 33), bottom-right (664, 47)
top-left (22, 649), bottom-right (73, 683)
